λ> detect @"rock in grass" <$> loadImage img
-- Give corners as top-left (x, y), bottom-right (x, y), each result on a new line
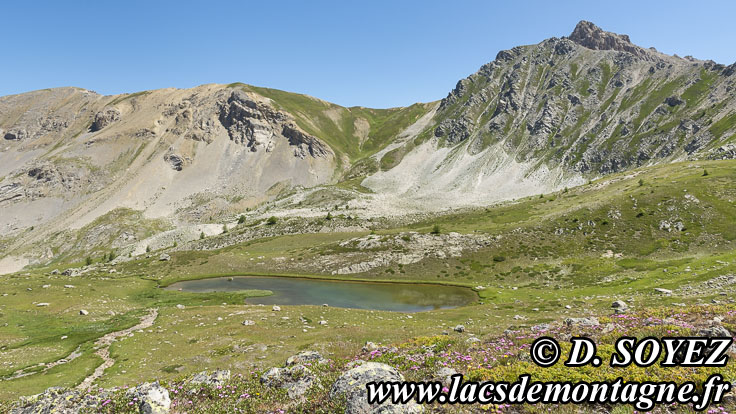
top-left (190, 370), bottom-right (230, 386)
top-left (62, 268), bottom-right (81, 277)
top-left (698, 325), bottom-right (732, 338)
top-left (453, 325), bottom-right (465, 333)
top-left (611, 300), bottom-right (629, 313)
top-left (330, 362), bottom-right (423, 413)
top-left (126, 381), bottom-right (170, 414)
top-left (79, 309), bottom-right (89, 316)
top-left (242, 320), bottom-right (255, 326)
top-left (261, 364), bottom-right (317, 399)
top-left (435, 367), bottom-right (458, 385)
top-left (286, 351), bottom-right (327, 367)
top-left (564, 317), bottom-right (599, 327)
top-left (654, 288), bottom-right (673, 295)
top-left (272, 305), bottom-right (281, 311)
top-left (10, 387), bottom-right (103, 414)
top-left (159, 253), bottom-right (170, 262)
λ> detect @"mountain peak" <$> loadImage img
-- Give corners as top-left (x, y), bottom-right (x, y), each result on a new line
top-left (568, 20), bottom-right (647, 57)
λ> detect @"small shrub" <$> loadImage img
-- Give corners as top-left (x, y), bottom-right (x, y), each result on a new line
top-left (493, 255), bottom-right (506, 262)
top-left (267, 216), bottom-right (278, 225)
top-left (200, 231), bottom-right (205, 240)
top-left (326, 212), bottom-right (333, 220)
top-left (146, 246), bottom-right (151, 253)
top-left (638, 178), bottom-right (645, 186)
top-left (430, 224), bottom-right (441, 235)
top-left (238, 215), bottom-right (246, 224)
top-left (85, 256), bottom-right (93, 266)
top-left (703, 169), bottom-right (709, 176)
top-left (222, 224), bottom-right (228, 234)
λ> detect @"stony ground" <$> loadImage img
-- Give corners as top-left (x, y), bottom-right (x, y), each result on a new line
top-left (4, 303), bottom-right (735, 413)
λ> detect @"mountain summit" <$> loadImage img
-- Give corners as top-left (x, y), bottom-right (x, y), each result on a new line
top-left (568, 20), bottom-right (648, 58)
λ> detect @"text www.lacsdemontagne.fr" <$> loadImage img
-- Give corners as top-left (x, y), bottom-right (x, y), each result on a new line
top-left (366, 374), bottom-right (731, 411)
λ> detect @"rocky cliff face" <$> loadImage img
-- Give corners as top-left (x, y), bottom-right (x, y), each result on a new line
top-left (427, 21), bottom-right (736, 175)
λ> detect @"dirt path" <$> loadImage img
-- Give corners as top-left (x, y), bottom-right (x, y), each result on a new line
top-left (3, 347), bottom-right (84, 381)
top-left (76, 308), bottom-right (158, 390)
top-left (1, 309), bottom-right (159, 385)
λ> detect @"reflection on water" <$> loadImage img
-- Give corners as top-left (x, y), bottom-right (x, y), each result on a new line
top-left (166, 276), bottom-right (477, 312)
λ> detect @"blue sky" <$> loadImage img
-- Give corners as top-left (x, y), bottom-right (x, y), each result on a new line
top-left (1, 1), bottom-right (734, 108)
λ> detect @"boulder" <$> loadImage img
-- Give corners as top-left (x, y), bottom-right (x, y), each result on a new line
top-left (654, 288), bottom-right (673, 295)
top-left (126, 382), bottom-right (170, 414)
top-left (261, 364), bottom-right (317, 399)
top-left (466, 337), bottom-right (482, 346)
top-left (362, 342), bottom-right (379, 352)
top-left (564, 317), bottom-right (600, 327)
top-left (272, 305), bottom-right (281, 311)
top-left (329, 362), bottom-right (423, 413)
top-left (286, 350), bottom-right (327, 367)
top-left (163, 153), bottom-right (187, 171)
top-left (435, 367), bottom-right (458, 385)
top-left (4, 128), bottom-right (27, 141)
top-left (79, 309), bottom-right (89, 316)
top-left (453, 325), bottom-right (465, 333)
top-left (62, 268), bottom-right (81, 277)
top-left (698, 325), bottom-right (732, 338)
top-left (611, 300), bottom-right (629, 313)
top-left (190, 370), bottom-right (230, 387)
top-left (159, 253), bottom-right (171, 262)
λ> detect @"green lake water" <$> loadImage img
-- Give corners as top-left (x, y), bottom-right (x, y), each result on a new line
top-left (166, 276), bottom-right (477, 312)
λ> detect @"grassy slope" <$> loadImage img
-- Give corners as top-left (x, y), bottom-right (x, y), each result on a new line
top-left (1, 160), bottom-right (735, 401)
top-left (229, 83), bottom-right (434, 166)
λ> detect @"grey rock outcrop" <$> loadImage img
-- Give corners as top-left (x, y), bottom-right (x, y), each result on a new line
top-left (10, 387), bottom-right (103, 414)
top-left (91, 107), bottom-right (121, 131)
top-left (218, 90), bottom-right (331, 158)
top-left (126, 382), bottom-right (170, 414)
top-left (698, 325), bottom-right (732, 338)
top-left (612, 300), bottom-right (629, 313)
top-left (329, 362), bottom-right (423, 414)
top-left (4, 128), bottom-right (27, 141)
top-left (564, 317), bottom-right (600, 327)
top-left (190, 370), bottom-right (231, 387)
top-left (285, 350), bottom-right (327, 367)
top-left (569, 21), bottom-right (649, 59)
top-left (163, 153), bottom-right (187, 171)
top-left (261, 364), bottom-right (318, 399)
